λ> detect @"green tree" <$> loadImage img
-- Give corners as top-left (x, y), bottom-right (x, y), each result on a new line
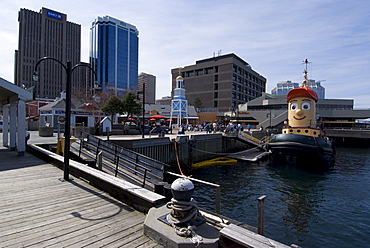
top-left (101, 95), bottom-right (123, 120)
top-left (193, 97), bottom-right (203, 109)
top-left (122, 92), bottom-right (141, 119)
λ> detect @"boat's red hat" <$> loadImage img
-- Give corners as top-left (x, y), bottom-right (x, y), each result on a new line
top-left (287, 87), bottom-right (318, 102)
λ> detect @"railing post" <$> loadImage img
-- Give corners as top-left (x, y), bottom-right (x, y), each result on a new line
top-left (216, 186), bottom-right (221, 214)
top-left (97, 151), bottom-right (103, 170)
top-left (114, 156), bottom-right (120, 177)
top-left (142, 169), bottom-right (147, 187)
top-left (78, 139), bottom-right (83, 158)
top-left (258, 195), bottom-right (267, 235)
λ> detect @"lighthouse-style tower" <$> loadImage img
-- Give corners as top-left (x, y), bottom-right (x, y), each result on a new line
top-left (170, 69), bottom-right (188, 130)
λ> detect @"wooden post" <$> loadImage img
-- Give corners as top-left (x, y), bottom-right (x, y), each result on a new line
top-left (258, 195), bottom-right (267, 235)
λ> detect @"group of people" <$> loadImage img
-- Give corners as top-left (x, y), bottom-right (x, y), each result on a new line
top-left (178, 122), bottom-right (252, 134)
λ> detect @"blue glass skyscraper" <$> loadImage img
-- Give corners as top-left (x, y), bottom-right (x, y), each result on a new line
top-left (90, 16), bottom-right (139, 96)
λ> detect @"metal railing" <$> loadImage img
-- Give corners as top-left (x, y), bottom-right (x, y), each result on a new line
top-left (77, 133), bottom-right (171, 188)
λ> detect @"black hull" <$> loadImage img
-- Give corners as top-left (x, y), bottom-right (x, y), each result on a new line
top-left (266, 134), bottom-right (334, 168)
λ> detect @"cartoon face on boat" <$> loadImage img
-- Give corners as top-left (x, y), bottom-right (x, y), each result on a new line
top-left (287, 86), bottom-right (318, 128)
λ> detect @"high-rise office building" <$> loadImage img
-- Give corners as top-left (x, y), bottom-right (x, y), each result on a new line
top-left (138, 73), bottom-right (156, 104)
top-left (171, 53), bottom-right (266, 112)
top-left (16, 7), bottom-right (81, 99)
top-left (271, 79), bottom-right (325, 99)
top-left (271, 80), bottom-right (299, 96)
top-left (90, 16), bottom-right (139, 96)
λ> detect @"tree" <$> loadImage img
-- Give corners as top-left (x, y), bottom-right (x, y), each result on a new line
top-left (101, 95), bottom-right (123, 120)
top-left (122, 92), bottom-right (141, 119)
top-left (193, 97), bottom-right (203, 109)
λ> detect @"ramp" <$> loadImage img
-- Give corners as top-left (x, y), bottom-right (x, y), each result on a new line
top-left (226, 147), bottom-right (271, 162)
top-left (237, 131), bottom-right (264, 146)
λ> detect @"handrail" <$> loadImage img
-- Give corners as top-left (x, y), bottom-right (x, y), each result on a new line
top-left (78, 132), bottom-right (170, 188)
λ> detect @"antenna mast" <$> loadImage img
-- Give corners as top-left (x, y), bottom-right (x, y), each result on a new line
top-left (302, 59), bottom-right (311, 87)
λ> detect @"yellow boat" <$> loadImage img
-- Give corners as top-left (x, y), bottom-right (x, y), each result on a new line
top-left (192, 157), bottom-right (237, 169)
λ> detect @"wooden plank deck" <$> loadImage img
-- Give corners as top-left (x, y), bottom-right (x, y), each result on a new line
top-left (0, 147), bottom-right (162, 247)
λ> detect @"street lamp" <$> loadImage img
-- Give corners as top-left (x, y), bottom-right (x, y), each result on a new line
top-left (137, 82), bottom-right (146, 138)
top-left (33, 57), bottom-right (97, 181)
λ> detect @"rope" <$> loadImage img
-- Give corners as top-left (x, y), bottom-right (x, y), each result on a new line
top-left (166, 198), bottom-right (203, 247)
top-left (174, 142), bottom-right (185, 175)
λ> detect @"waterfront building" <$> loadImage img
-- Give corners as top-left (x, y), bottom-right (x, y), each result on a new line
top-left (138, 73), bottom-right (156, 104)
top-left (90, 16), bottom-right (139, 96)
top-left (39, 96), bottom-right (104, 130)
top-left (271, 79), bottom-right (325, 99)
top-left (171, 53), bottom-right (266, 112)
top-left (235, 93), bottom-right (370, 129)
top-left (16, 7), bottom-right (81, 99)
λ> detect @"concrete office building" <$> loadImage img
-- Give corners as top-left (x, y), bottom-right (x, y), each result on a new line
top-left (16, 7), bottom-right (81, 99)
top-left (138, 73), bottom-right (156, 104)
top-left (171, 53), bottom-right (266, 112)
top-left (90, 16), bottom-right (139, 96)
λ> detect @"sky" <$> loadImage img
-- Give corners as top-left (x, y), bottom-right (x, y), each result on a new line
top-left (0, 0), bottom-right (369, 108)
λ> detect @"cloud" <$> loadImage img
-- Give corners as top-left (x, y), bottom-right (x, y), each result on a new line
top-left (1, 0), bottom-right (369, 108)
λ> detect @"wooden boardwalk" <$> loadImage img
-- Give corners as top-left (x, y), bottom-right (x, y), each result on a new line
top-left (0, 147), bottom-right (162, 247)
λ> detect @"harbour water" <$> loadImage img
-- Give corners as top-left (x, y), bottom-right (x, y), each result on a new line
top-left (191, 147), bottom-right (370, 248)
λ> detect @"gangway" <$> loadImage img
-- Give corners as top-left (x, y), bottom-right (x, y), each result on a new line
top-left (237, 131), bottom-right (265, 147)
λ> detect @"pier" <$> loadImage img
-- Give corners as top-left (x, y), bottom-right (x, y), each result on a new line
top-left (0, 145), bottom-right (161, 247)
top-left (0, 131), bottom-right (295, 247)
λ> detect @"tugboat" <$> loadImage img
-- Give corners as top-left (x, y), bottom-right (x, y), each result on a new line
top-left (266, 59), bottom-right (335, 168)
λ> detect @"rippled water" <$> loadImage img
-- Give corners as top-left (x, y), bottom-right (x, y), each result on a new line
top-left (191, 147), bottom-right (370, 248)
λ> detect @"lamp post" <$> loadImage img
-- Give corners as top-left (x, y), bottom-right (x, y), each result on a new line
top-left (137, 82), bottom-right (146, 138)
top-left (33, 57), bottom-right (97, 181)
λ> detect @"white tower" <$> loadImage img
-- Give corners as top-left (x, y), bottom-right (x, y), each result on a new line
top-left (170, 72), bottom-right (188, 130)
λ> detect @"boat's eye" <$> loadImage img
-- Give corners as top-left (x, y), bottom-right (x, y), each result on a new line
top-left (302, 102), bottom-right (311, 110)
top-left (290, 102), bottom-right (298, 111)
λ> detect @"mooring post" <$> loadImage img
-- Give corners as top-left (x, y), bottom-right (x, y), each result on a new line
top-left (257, 195), bottom-right (267, 235)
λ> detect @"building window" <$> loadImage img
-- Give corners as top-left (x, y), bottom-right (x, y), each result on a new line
top-left (232, 74), bottom-right (236, 81)
top-left (214, 75), bottom-right (218, 81)
top-left (205, 67), bottom-right (213, 74)
top-left (233, 65), bottom-right (237, 72)
top-left (214, 101), bottom-right (218, 107)
top-left (215, 66), bottom-right (218, 73)
top-left (214, 92), bottom-right (218, 98)
top-left (186, 71), bottom-right (194, 77)
top-left (232, 83), bottom-right (236, 90)
top-left (214, 83), bottom-right (218, 90)
top-left (232, 91), bottom-right (236, 99)
top-left (195, 69), bottom-right (203, 76)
